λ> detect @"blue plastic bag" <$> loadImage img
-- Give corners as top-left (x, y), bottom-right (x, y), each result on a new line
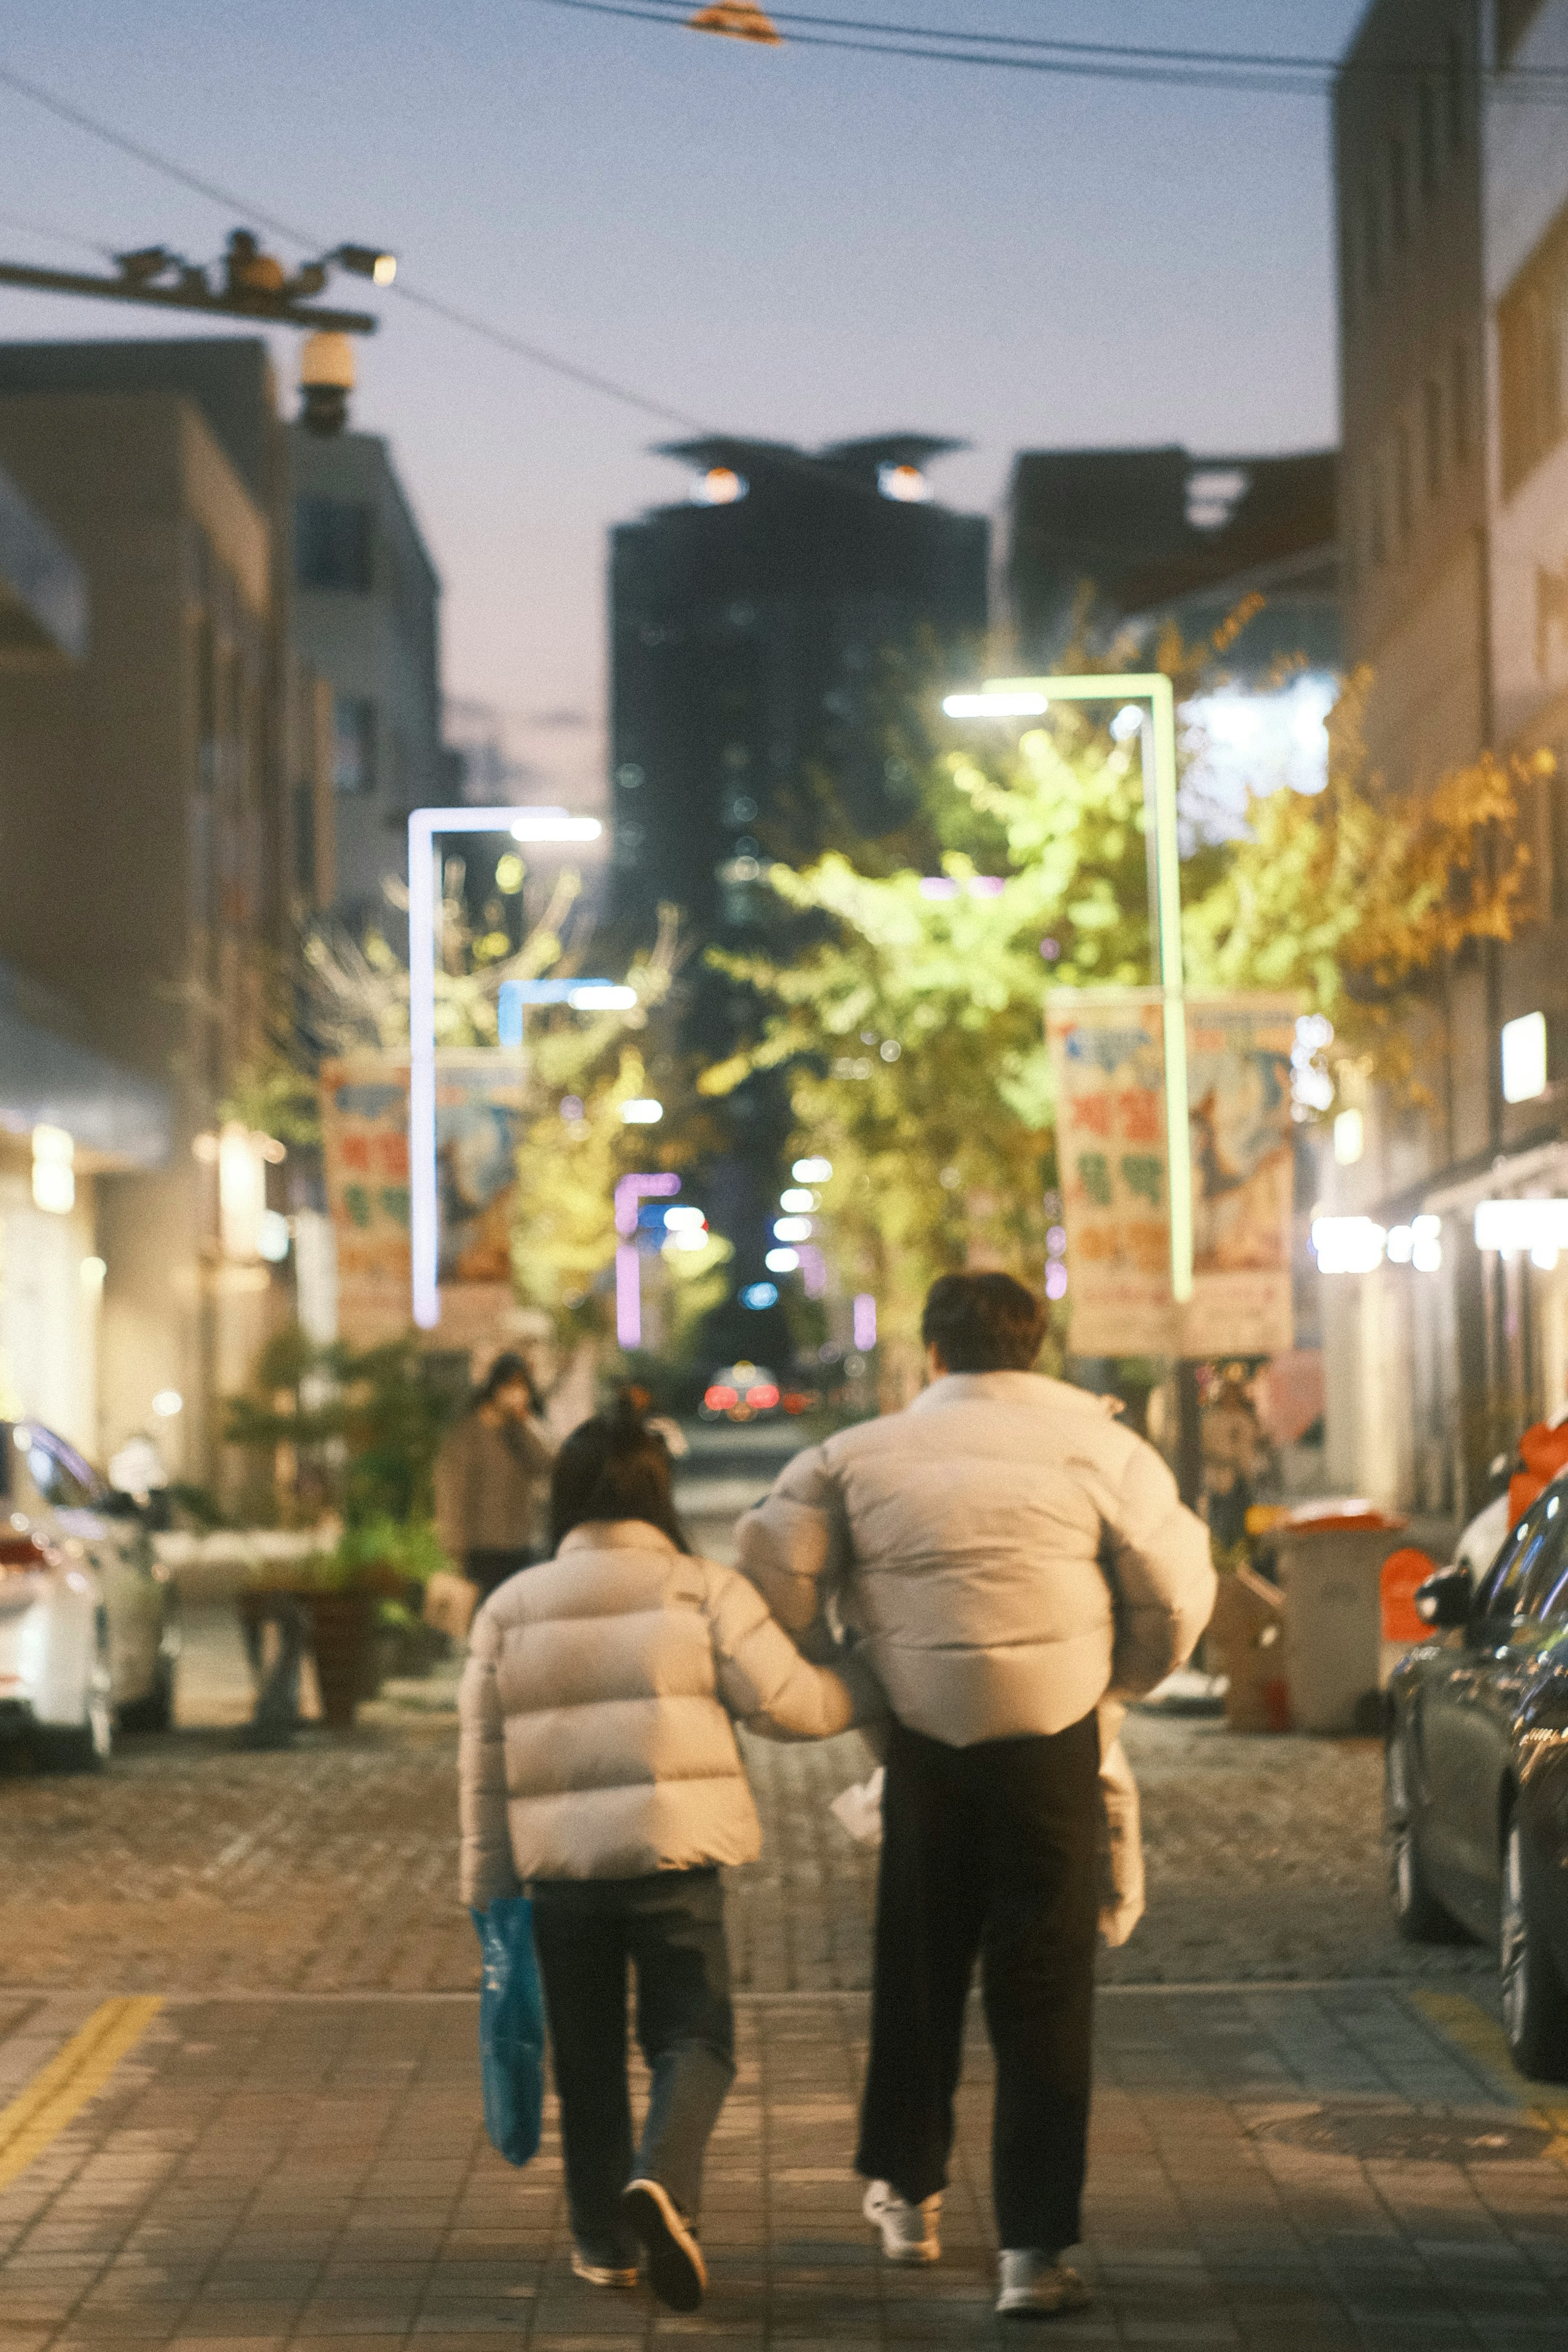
top-left (473, 1896), bottom-right (546, 2165)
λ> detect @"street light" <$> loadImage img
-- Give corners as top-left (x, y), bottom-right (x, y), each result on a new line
top-left (408, 803), bottom-right (604, 1331)
top-left (941, 673), bottom-right (1192, 1305)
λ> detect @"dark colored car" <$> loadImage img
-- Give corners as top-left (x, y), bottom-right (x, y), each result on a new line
top-left (1385, 1480), bottom-right (1568, 2080)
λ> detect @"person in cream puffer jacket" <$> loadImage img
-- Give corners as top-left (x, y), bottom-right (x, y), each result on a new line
top-left (736, 1272), bottom-right (1214, 2321)
top-left (459, 1406), bottom-right (874, 2314)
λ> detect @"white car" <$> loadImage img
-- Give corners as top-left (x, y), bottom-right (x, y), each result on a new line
top-left (0, 1419), bottom-right (177, 1768)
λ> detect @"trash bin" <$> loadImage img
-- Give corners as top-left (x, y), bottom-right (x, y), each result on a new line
top-left (1207, 1566), bottom-right (1290, 1733)
top-left (1273, 1500), bottom-right (1408, 1735)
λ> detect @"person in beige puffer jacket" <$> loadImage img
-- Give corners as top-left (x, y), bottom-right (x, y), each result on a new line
top-left (459, 1406), bottom-right (876, 2314)
top-left (736, 1271), bottom-right (1215, 2321)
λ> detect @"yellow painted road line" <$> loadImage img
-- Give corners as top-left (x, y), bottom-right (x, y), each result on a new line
top-left (0, 1996), bottom-right (163, 2194)
top-left (1412, 1990), bottom-right (1568, 2169)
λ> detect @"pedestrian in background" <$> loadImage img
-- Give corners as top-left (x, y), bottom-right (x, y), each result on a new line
top-left (435, 1352), bottom-right (555, 1603)
top-left (738, 1271), bottom-right (1215, 2321)
top-left (459, 1405), bottom-right (876, 2311)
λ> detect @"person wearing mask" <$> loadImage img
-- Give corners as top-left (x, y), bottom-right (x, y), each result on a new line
top-left (435, 1352), bottom-right (555, 1603)
top-left (737, 1271), bottom-right (1215, 2321)
top-left (458, 1406), bottom-right (876, 2311)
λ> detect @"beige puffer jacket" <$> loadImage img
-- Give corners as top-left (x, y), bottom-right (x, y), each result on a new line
top-left (459, 1519), bottom-right (872, 1905)
top-left (736, 1370), bottom-right (1215, 1747)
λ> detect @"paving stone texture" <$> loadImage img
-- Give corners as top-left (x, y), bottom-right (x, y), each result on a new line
top-left (0, 1983), bottom-right (1563, 2352)
top-left (0, 1435), bottom-right (1558, 2348)
top-left (0, 1700), bottom-right (1493, 1997)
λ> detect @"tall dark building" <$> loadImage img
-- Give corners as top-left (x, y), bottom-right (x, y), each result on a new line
top-left (1005, 443), bottom-right (1340, 681)
top-left (608, 433), bottom-right (987, 1335)
top-left (610, 435), bottom-right (989, 946)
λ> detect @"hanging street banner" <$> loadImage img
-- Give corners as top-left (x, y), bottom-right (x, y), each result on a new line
top-left (320, 1051), bottom-right (527, 1350)
top-left (1046, 990), bottom-right (1298, 1359)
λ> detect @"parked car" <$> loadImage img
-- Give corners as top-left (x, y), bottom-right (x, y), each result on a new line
top-left (0, 1418), bottom-right (178, 1768)
top-left (1385, 1486), bottom-right (1568, 2080)
top-left (1455, 1398), bottom-right (1568, 1579)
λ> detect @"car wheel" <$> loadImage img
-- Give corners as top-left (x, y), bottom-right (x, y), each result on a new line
top-left (1386, 1731), bottom-right (1457, 1943)
top-left (1500, 1815), bottom-right (1568, 2083)
top-left (38, 1682), bottom-right (112, 1773)
top-left (118, 1650), bottom-right (175, 1735)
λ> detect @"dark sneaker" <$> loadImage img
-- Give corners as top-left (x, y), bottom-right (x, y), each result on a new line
top-left (621, 2177), bottom-right (707, 2311)
top-left (996, 2250), bottom-right (1093, 2319)
top-left (570, 2247), bottom-right (638, 2288)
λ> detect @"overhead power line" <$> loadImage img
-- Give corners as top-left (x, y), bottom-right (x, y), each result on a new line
top-left (0, 58), bottom-right (706, 432)
top-left (522, 0), bottom-right (1568, 101)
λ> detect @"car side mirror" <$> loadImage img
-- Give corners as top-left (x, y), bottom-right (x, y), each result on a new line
top-left (1414, 1567), bottom-right (1472, 1629)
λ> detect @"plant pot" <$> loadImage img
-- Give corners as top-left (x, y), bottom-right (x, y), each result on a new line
top-left (301, 1592), bottom-right (381, 1728)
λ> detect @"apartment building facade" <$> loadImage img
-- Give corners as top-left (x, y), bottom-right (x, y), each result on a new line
top-left (1325, 1), bottom-right (1568, 1515)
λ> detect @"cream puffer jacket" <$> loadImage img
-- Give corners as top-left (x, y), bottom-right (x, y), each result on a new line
top-left (736, 1370), bottom-right (1216, 1746)
top-left (459, 1519), bottom-right (873, 1904)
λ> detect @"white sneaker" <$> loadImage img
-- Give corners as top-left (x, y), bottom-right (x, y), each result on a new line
top-left (862, 2179), bottom-right (941, 2263)
top-left (569, 2248), bottom-right (638, 2289)
top-left (996, 2250), bottom-right (1092, 2319)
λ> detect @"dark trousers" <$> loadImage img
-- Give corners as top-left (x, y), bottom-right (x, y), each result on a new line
top-left (856, 1712), bottom-right (1100, 2255)
top-left (466, 1548), bottom-right (532, 1601)
top-left (530, 1869), bottom-right (736, 2266)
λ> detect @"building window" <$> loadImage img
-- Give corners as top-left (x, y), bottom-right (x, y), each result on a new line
top-left (296, 497), bottom-right (374, 592)
top-left (1446, 27), bottom-right (1468, 156)
top-left (1361, 179), bottom-right (1382, 294)
top-left (332, 695), bottom-right (376, 793)
top-left (1389, 135), bottom-right (1409, 248)
top-left (1453, 339), bottom-right (1472, 466)
top-left (1423, 379), bottom-right (1444, 499)
top-left (1498, 0), bottom-right (1548, 67)
top-left (1417, 80), bottom-right (1439, 202)
top-left (1394, 421), bottom-right (1414, 544)
top-left (1499, 201), bottom-right (1568, 496)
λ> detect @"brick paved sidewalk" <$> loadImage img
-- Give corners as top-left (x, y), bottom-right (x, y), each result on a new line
top-left (0, 1981), bottom-right (1563, 2352)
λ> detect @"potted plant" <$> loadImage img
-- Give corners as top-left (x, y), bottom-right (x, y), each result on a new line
top-left (247, 1516), bottom-right (450, 1730)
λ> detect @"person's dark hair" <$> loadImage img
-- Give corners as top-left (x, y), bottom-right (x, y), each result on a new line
top-left (474, 1350), bottom-right (540, 1413)
top-left (921, 1271), bottom-right (1047, 1374)
top-left (548, 1404), bottom-right (690, 1552)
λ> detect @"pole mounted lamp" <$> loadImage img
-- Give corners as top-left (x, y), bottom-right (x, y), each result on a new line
top-left (408, 805), bottom-right (603, 1331)
top-left (941, 673), bottom-right (1193, 1306)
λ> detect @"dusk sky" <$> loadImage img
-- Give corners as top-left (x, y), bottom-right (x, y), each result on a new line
top-left (1, 1), bottom-right (1365, 806)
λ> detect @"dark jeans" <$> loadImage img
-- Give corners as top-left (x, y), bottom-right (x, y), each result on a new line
top-left (856, 1712), bottom-right (1100, 2255)
top-left (466, 1548), bottom-right (532, 1601)
top-left (530, 1868), bottom-right (736, 2267)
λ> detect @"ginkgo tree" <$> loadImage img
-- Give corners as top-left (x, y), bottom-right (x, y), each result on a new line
top-left (699, 657), bottom-right (1539, 1389)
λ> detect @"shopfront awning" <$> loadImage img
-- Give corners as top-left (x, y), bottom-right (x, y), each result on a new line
top-left (0, 968), bottom-right (169, 1169)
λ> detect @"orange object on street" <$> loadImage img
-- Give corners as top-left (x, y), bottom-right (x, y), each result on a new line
top-left (1380, 1547), bottom-right (1438, 1643)
top-left (1506, 1419), bottom-right (1568, 1527)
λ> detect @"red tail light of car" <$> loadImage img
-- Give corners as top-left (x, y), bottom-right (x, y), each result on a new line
top-left (746, 1384), bottom-right (780, 1410)
top-left (782, 1392), bottom-right (814, 1414)
top-left (0, 1530), bottom-right (54, 1575)
top-left (704, 1385), bottom-right (739, 1411)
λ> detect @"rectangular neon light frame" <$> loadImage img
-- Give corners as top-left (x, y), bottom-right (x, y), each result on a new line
top-left (408, 804), bottom-right (603, 1330)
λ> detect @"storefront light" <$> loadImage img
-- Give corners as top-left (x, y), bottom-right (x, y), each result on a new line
top-left (792, 1156), bottom-right (833, 1182)
top-left (1310, 1215), bottom-right (1386, 1274)
top-left (1501, 1011), bottom-right (1548, 1104)
top-left (31, 1125), bottom-right (75, 1214)
top-left (1474, 1198), bottom-right (1568, 1259)
top-left (773, 1215), bottom-right (813, 1242)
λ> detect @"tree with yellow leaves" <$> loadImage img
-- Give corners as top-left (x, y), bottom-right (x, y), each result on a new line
top-left (701, 659), bottom-right (1540, 1383)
